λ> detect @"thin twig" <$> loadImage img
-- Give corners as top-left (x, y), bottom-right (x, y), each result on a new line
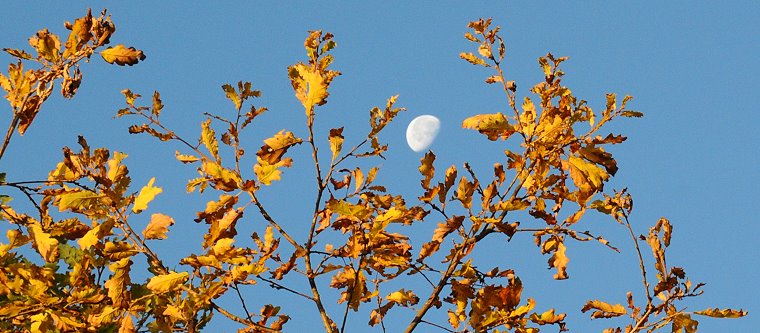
top-left (257, 276), bottom-right (315, 301)
top-left (420, 319), bottom-right (455, 332)
top-left (233, 283), bottom-right (253, 322)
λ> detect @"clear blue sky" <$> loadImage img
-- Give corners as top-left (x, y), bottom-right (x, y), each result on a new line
top-left (1, 2), bottom-right (756, 331)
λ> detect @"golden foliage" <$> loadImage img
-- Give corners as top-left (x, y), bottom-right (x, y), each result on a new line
top-left (0, 11), bottom-right (745, 333)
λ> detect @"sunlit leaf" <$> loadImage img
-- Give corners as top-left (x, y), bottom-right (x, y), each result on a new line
top-left (694, 307), bottom-right (748, 318)
top-left (460, 52), bottom-right (488, 66)
top-left (146, 271), bottom-right (189, 294)
top-left (387, 289), bottom-right (419, 306)
top-left (329, 127), bottom-right (344, 161)
top-left (671, 313), bottom-right (698, 333)
top-left (581, 300), bottom-right (627, 319)
top-left (100, 44), bottom-right (146, 66)
top-left (462, 113), bottom-right (515, 140)
top-left (419, 151), bottom-right (435, 189)
top-left (133, 177), bottom-right (163, 213)
top-left (143, 213), bottom-right (174, 240)
top-left (30, 223), bottom-right (59, 263)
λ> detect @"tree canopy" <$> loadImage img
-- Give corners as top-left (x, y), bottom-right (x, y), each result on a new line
top-left (0, 8), bottom-right (748, 333)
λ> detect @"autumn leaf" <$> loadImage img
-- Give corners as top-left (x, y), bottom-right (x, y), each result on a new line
top-left (254, 157), bottom-right (293, 185)
top-left (100, 44), bottom-right (146, 66)
top-left (106, 151), bottom-right (128, 182)
top-left (56, 189), bottom-right (104, 212)
top-left (78, 223), bottom-right (100, 249)
top-left (104, 258), bottom-right (132, 308)
top-left (462, 113), bottom-right (515, 140)
top-left (455, 176), bottom-right (476, 209)
top-left (62, 11), bottom-right (93, 58)
top-left (143, 213), bottom-right (174, 240)
top-left (257, 130), bottom-right (302, 164)
top-left (671, 313), bottom-right (698, 333)
top-left (201, 118), bottom-right (219, 161)
top-left (175, 150), bottom-right (199, 163)
top-left (133, 177), bottom-right (163, 213)
top-left (386, 289), bottom-right (419, 306)
top-left (529, 308), bottom-right (567, 325)
top-left (30, 223), bottom-right (59, 263)
top-left (289, 63), bottom-right (329, 112)
top-left (694, 307), bottom-right (748, 318)
top-left (203, 160), bottom-right (241, 191)
top-left (460, 52), bottom-right (488, 66)
top-left (581, 300), bottom-right (627, 319)
top-left (419, 151), bottom-right (435, 189)
top-left (547, 239), bottom-right (569, 280)
top-left (329, 127), bottom-right (344, 161)
top-left (29, 29), bottom-right (61, 62)
top-left (146, 271), bottom-right (189, 293)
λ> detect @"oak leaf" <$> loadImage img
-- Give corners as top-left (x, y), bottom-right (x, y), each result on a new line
top-left (462, 113), bottom-right (515, 140)
top-left (329, 127), bottom-right (344, 161)
top-left (581, 300), bottom-right (627, 318)
top-left (694, 307), bottom-right (747, 318)
top-left (100, 44), bottom-right (146, 66)
top-left (132, 177), bottom-right (162, 213)
top-left (30, 223), bottom-right (59, 263)
top-left (146, 271), bottom-right (189, 293)
top-left (143, 213), bottom-right (174, 240)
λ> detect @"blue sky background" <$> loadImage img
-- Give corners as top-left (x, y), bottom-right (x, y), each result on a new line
top-left (1, 2), bottom-right (757, 332)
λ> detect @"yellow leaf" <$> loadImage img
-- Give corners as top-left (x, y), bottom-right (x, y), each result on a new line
top-left (104, 258), bottom-right (132, 308)
top-left (418, 151), bottom-right (435, 189)
top-left (494, 198), bottom-right (530, 212)
top-left (462, 113), bottom-right (515, 140)
top-left (201, 119), bottom-right (219, 161)
top-left (352, 167), bottom-right (364, 193)
top-left (100, 44), bottom-right (146, 66)
top-left (562, 155), bottom-right (609, 203)
top-left (62, 11), bottom-right (93, 58)
top-left (477, 44), bottom-right (492, 58)
top-left (30, 223), bottom-right (59, 263)
top-left (146, 271), bottom-right (189, 293)
top-left (118, 313), bottom-right (136, 333)
top-left (386, 289), bottom-right (419, 306)
top-left (257, 130), bottom-right (302, 164)
top-left (671, 313), bottom-right (698, 333)
top-left (529, 308), bottom-right (566, 325)
top-left (143, 213), bottom-right (174, 240)
top-left (78, 224), bottom-right (100, 249)
top-left (29, 29), bottom-right (61, 62)
top-left (103, 241), bottom-right (138, 261)
top-left (329, 127), bottom-right (344, 160)
top-left (327, 199), bottom-right (372, 220)
top-left (548, 241), bottom-right (569, 280)
top-left (289, 63), bottom-right (329, 112)
top-left (222, 84), bottom-right (241, 110)
top-left (694, 307), bottom-right (747, 318)
top-left (175, 150), bottom-right (199, 163)
top-left (56, 189), bottom-right (103, 212)
top-left (254, 157), bottom-right (292, 185)
top-left (459, 52), bottom-right (488, 66)
top-left (581, 299), bottom-right (627, 318)
top-left (106, 151), bottom-right (128, 182)
top-left (132, 177), bottom-right (162, 213)
top-left (202, 160), bottom-right (241, 191)
top-left (455, 176), bottom-right (476, 209)
top-left (30, 312), bottom-right (53, 333)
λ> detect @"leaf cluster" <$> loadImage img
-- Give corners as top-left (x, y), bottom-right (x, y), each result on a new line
top-left (0, 11), bottom-right (746, 333)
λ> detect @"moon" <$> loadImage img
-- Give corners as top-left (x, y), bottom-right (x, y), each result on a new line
top-left (406, 115), bottom-right (441, 152)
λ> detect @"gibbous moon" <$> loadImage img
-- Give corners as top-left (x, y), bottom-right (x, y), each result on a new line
top-left (406, 115), bottom-right (441, 152)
